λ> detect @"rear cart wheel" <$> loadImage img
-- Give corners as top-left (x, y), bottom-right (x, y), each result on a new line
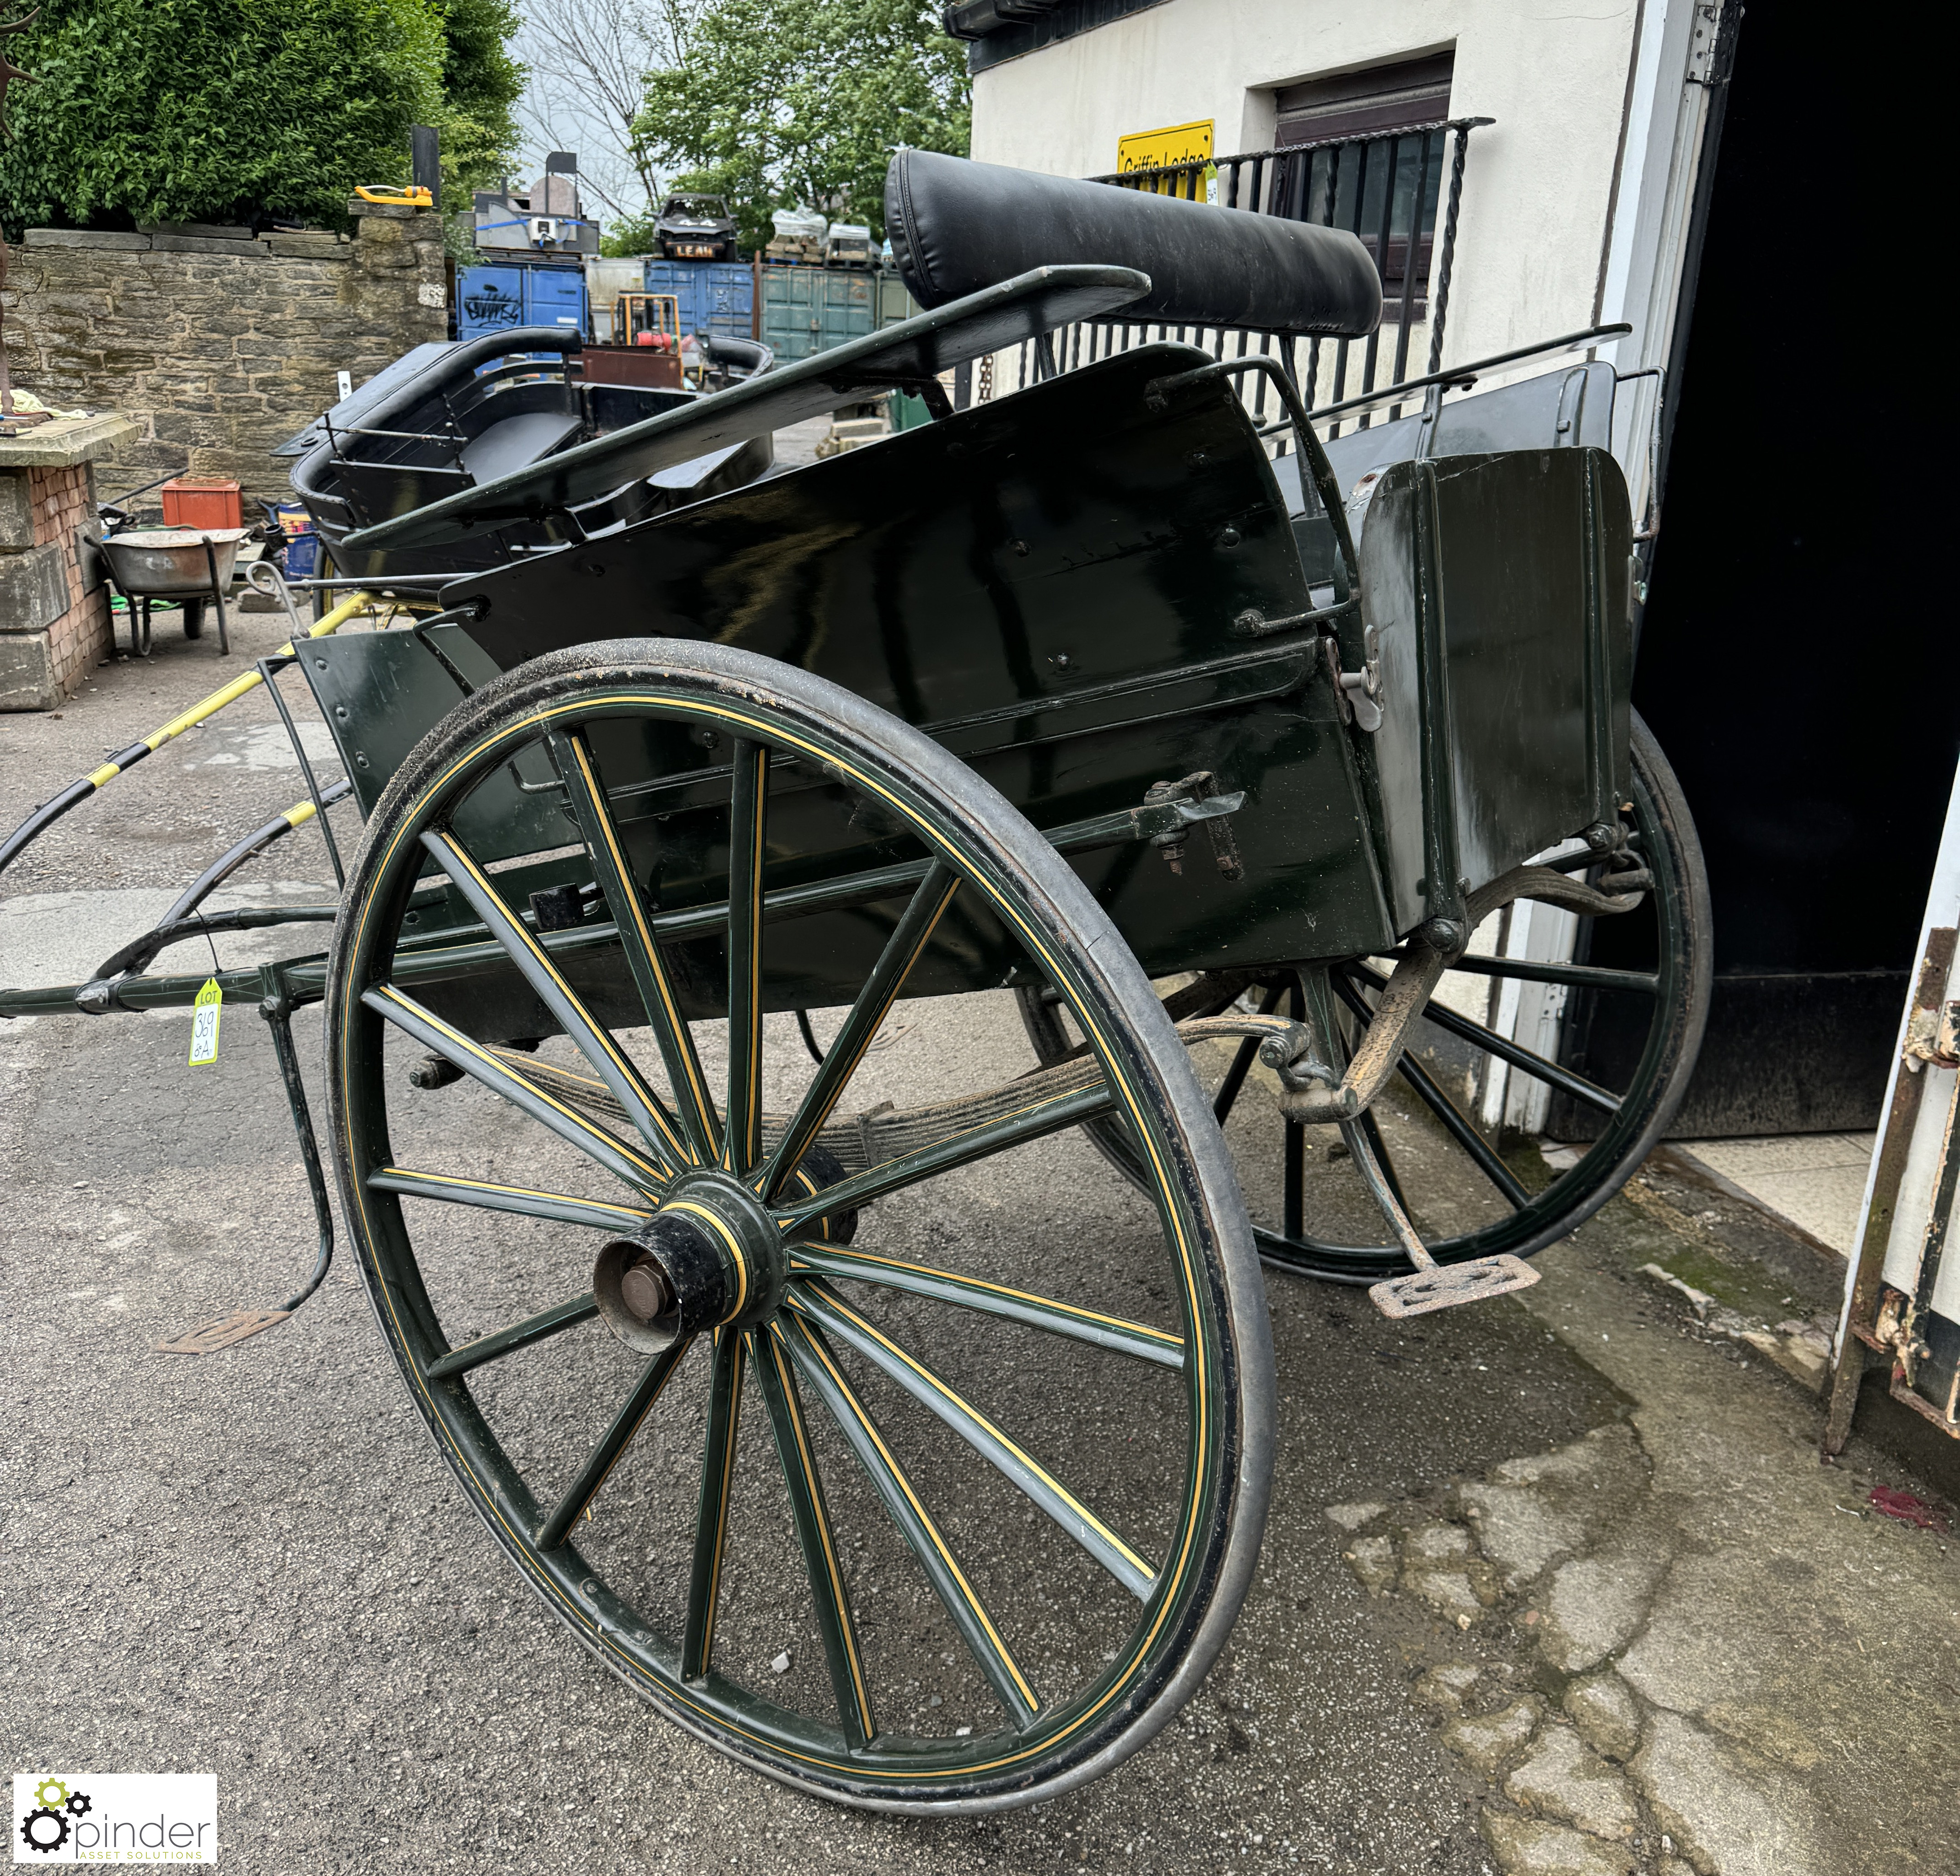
top-left (1021, 714), bottom-right (1711, 1284)
top-left (325, 640), bottom-right (1271, 1810)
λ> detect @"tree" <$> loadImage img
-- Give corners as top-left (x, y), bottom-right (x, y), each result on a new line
top-left (435, 0), bottom-right (527, 204)
top-left (633, 0), bottom-right (968, 253)
top-left (0, 0), bottom-right (521, 237)
top-left (516, 0), bottom-right (696, 226)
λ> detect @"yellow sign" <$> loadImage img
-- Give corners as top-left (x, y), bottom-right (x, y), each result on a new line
top-left (188, 978), bottom-right (223, 1067)
top-left (1117, 120), bottom-right (1214, 196)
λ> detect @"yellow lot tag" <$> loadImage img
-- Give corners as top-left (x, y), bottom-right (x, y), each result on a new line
top-left (188, 978), bottom-right (223, 1066)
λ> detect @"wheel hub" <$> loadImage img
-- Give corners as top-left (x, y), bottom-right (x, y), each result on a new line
top-left (592, 1170), bottom-right (786, 1353)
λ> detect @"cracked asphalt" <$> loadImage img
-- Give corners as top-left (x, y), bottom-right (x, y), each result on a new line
top-left (5, 566), bottom-right (1956, 1875)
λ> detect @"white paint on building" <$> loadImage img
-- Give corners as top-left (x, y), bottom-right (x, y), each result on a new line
top-left (965, 0), bottom-right (1728, 522)
top-left (972, 1), bottom-right (1636, 362)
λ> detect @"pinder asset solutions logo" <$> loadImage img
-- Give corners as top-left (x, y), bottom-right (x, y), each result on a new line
top-left (13, 1775), bottom-right (216, 1865)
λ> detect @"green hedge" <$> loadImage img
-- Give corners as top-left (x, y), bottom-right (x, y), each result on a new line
top-left (0, 0), bottom-right (521, 237)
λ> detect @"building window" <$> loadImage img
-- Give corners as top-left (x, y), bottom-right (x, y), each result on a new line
top-left (1271, 52), bottom-right (1456, 320)
top-left (1273, 51), bottom-right (1454, 146)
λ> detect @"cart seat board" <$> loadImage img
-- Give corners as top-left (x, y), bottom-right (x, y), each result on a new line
top-left (460, 409), bottom-right (586, 484)
top-left (886, 149), bottom-right (1382, 340)
top-left (342, 266), bottom-right (1154, 553)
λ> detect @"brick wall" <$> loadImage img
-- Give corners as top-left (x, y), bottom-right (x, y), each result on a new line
top-left (3, 415), bottom-right (136, 709)
top-left (0, 202), bottom-right (447, 507)
top-left (30, 461), bottom-right (111, 694)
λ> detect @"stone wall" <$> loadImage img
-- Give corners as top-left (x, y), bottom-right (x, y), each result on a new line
top-left (0, 202), bottom-right (447, 507)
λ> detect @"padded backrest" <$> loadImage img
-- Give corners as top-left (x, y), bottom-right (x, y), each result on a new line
top-left (886, 149), bottom-right (1382, 339)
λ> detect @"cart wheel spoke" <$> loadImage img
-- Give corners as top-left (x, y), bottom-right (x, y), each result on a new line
top-left (789, 1284), bottom-right (1156, 1599)
top-left (550, 727), bottom-right (722, 1162)
top-left (1341, 959), bottom-right (1623, 1116)
top-left (368, 1165), bottom-right (654, 1234)
top-left (780, 1079), bottom-right (1117, 1228)
top-left (1393, 1056), bottom-right (1530, 1209)
top-left (363, 984), bottom-right (666, 1192)
top-left (788, 1243), bottom-right (1185, 1369)
top-left (1442, 954), bottom-right (1660, 997)
top-left (754, 1327), bottom-right (877, 1746)
top-left (426, 1292), bottom-right (599, 1380)
top-left (1214, 982), bottom-right (1287, 1123)
top-left (721, 740), bottom-right (770, 1175)
top-left (759, 861), bottom-right (959, 1199)
top-left (681, 1327), bottom-right (749, 1679)
top-left (1355, 1107), bottom-right (1410, 1212)
top-left (421, 827), bottom-right (691, 1174)
top-left (778, 1312), bottom-right (1042, 1728)
top-left (535, 1336), bottom-right (695, 1551)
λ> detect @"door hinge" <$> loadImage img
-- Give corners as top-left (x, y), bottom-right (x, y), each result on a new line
top-left (1904, 999), bottom-right (1960, 1072)
top-left (1685, 0), bottom-right (1743, 88)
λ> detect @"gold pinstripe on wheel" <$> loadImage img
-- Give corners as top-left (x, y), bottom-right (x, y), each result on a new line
top-left (556, 728), bottom-right (720, 1161)
top-left (332, 677), bottom-right (1227, 1795)
top-left (760, 1326), bottom-right (876, 1744)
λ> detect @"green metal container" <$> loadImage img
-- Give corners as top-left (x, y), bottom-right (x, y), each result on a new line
top-left (761, 266), bottom-right (920, 361)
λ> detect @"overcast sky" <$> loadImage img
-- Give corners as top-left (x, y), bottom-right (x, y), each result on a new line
top-left (508, 0), bottom-right (662, 228)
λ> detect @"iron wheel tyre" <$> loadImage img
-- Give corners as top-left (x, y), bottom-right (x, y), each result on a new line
top-left (325, 640), bottom-right (1272, 1811)
top-left (1020, 712), bottom-right (1711, 1283)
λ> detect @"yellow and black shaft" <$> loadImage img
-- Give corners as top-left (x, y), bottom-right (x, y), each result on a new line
top-left (0, 591), bottom-right (373, 877)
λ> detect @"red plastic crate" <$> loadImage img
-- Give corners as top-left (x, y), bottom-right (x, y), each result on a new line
top-left (159, 476), bottom-right (243, 531)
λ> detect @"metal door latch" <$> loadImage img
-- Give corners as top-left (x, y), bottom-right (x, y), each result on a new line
top-left (1329, 625), bottom-right (1383, 732)
top-left (1138, 771), bottom-right (1245, 881)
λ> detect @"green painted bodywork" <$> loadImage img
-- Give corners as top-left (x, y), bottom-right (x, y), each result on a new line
top-left (289, 342), bottom-right (1633, 1027)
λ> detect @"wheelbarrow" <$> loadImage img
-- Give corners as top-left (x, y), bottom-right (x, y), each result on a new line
top-left (99, 525), bottom-right (252, 656)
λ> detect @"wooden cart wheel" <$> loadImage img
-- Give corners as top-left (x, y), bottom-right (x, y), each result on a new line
top-left (325, 640), bottom-right (1271, 1811)
top-left (1020, 714), bottom-right (1711, 1283)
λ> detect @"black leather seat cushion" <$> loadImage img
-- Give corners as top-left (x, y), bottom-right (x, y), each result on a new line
top-left (886, 150), bottom-right (1381, 339)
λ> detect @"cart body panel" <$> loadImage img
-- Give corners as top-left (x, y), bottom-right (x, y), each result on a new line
top-left (1317, 360), bottom-right (1619, 494)
top-left (1352, 446), bottom-right (1633, 933)
top-left (296, 345), bottom-right (1635, 1029)
top-left (426, 344), bottom-right (1403, 972)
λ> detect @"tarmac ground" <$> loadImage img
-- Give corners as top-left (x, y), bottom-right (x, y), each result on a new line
top-left (4, 544), bottom-right (1955, 1876)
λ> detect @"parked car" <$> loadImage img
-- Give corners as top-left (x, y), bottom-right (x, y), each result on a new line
top-left (655, 192), bottom-right (738, 260)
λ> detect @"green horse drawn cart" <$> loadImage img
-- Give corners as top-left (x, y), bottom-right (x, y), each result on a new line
top-left (0, 153), bottom-right (1707, 1810)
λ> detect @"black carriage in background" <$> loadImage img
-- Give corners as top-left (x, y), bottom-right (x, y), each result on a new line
top-left (0, 153), bottom-right (1706, 1811)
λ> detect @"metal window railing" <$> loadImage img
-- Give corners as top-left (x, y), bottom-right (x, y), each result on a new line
top-left (1003, 117), bottom-right (1492, 437)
